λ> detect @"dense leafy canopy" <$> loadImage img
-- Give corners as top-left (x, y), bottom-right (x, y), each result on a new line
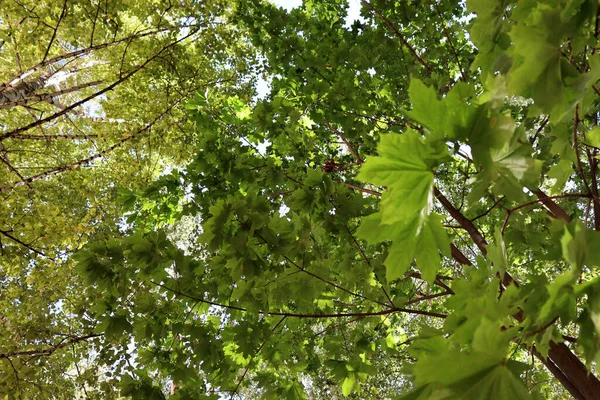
top-left (3, 0), bottom-right (600, 399)
top-left (0, 0), bottom-right (253, 397)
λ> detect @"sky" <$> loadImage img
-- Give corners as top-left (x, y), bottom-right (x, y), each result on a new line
top-left (256, 0), bottom-right (365, 99)
top-left (271, 0), bottom-right (363, 22)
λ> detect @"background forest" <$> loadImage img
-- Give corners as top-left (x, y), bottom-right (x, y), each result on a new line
top-left (1, 0), bottom-right (600, 399)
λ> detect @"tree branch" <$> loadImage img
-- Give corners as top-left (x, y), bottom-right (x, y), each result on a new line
top-left (434, 186), bottom-right (488, 255)
top-left (323, 120), bottom-right (363, 164)
top-left (4, 23), bottom-right (208, 87)
top-left (0, 80), bottom-right (103, 110)
top-left (361, 0), bottom-right (433, 72)
top-left (531, 189), bottom-right (573, 223)
top-left (42, 0), bottom-right (68, 63)
top-left (0, 79), bottom-right (195, 191)
top-left (0, 29), bottom-right (198, 141)
top-left (151, 281), bottom-right (447, 319)
top-left (0, 333), bottom-right (101, 359)
top-left (0, 229), bottom-right (51, 259)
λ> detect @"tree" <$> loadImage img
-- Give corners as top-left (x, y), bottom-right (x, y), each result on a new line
top-left (5, 0), bottom-right (600, 399)
top-left (0, 0), bottom-right (253, 398)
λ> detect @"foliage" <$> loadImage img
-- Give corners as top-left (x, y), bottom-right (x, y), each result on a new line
top-left (4, 0), bottom-right (600, 399)
top-left (0, 0), bottom-right (253, 398)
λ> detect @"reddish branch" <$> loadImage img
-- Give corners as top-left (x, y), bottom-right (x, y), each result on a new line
top-left (531, 189), bottom-right (573, 223)
top-left (323, 120), bottom-right (363, 164)
top-left (361, 0), bottom-right (433, 73)
top-left (434, 187), bottom-right (488, 254)
top-left (434, 186), bottom-right (600, 400)
top-left (502, 193), bottom-right (589, 234)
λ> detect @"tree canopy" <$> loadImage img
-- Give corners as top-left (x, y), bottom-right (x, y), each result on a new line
top-left (2, 0), bottom-right (600, 399)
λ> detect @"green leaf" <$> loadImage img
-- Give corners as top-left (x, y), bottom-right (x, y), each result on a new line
top-left (586, 126), bottom-right (600, 148)
top-left (395, 384), bottom-right (453, 400)
top-left (358, 212), bottom-right (449, 283)
top-left (414, 351), bottom-right (499, 387)
top-left (487, 230), bottom-right (508, 274)
top-left (357, 130), bottom-right (445, 226)
top-left (341, 373), bottom-right (357, 397)
top-left (561, 221), bottom-right (589, 269)
top-left (453, 364), bottom-right (532, 399)
top-left (405, 79), bottom-right (447, 137)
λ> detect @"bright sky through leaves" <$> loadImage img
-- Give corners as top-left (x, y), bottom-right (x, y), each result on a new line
top-left (2, 1), bottom-right (600, 399)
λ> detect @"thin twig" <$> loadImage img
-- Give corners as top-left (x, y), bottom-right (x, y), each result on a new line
top-left (343, 224), bottom-right (395, 306)
top-left (230, 316), bottom-right (287, 398)
top-left (0, 229), bottom-right (51, 259)
top-left (42, 0), bottom-right (68, 63)
top-left (0, 333), bottom-right (101, 359)
top-left (323, 120), bottom-right (363, 164)
top-left (433, 2), bottom-right (465, 81)
top-left (502, 193), bottom-right (590, 234)
top-left (470, 196), bottom-right (505, 222)
top-left (151, 281), bottom-right (447, 319)
top-left (361, 0), bottom-right (433, 72)
top-left (573, 106), bottom-right (593, 196)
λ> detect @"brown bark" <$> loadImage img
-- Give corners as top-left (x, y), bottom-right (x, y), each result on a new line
top-left (435, 187), bottom-right (600, 399)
